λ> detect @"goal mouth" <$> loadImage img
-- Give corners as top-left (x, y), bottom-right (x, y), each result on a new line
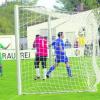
top-left (15, 5), bottom-right (100, 95)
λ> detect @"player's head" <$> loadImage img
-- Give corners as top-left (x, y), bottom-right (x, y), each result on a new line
top-left (36, 34), bottom-right (40, 38)
top-left (58, 32), bottom-right (64, 39)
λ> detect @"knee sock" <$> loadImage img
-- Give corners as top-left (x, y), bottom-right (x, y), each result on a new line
top-left (66, 66), bottom-right (72, 77)
top-left (46, 65), bottom-right (55, 76)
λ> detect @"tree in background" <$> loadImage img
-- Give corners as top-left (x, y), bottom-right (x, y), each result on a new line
top-left (20, 0), bottom-right (37, 5)
top-left (0, 0), bottom-right (38, 35)
top-left (54, 0), bottom-right (79, 12)
top-left (55, 0), bottom-right (99, 12)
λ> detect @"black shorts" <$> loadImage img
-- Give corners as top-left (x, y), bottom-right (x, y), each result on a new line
top-left (34, 56), bottom-right (47, 68)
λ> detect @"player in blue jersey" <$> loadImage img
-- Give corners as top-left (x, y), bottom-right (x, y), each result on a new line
top-left (46, 32), bottom-right (72, 78)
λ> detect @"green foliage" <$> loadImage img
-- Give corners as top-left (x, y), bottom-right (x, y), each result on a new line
top-left (19, 9), bottom-right (48, 37)
top-left (0, 1), bottom-right (38, 35)
top-left (55, 0), bottom-right (79, 11)
top-left (0, 3), bottom-right (15, 35)
top-left (55, 0), bottom-right (99, 12)
top-left (84, 0), bottom-right (98, 9)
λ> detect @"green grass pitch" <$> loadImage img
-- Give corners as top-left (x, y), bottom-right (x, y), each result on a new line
top-left (0, 57), bottom-right (100, 100)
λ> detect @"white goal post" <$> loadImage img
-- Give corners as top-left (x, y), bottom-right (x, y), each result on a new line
top-left (14, 5), bottom-right (100, 95)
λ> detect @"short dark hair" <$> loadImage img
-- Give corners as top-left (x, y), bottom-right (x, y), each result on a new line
top-left (58, 32), bottom-right (63, 37)
top-left (36, 34), bottom-right (40, 37)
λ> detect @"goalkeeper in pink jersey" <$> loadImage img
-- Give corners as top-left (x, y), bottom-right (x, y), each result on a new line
top-left (33, 35), bottom-right (48, 80)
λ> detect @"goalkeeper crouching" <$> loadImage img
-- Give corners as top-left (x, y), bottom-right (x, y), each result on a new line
top-left (46, 32), bottom-right (72, 78)
top-left (33, 34), bottom-right (48, 80)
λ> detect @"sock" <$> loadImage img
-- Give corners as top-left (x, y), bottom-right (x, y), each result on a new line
top-left (66, 66), bottom-right (72, 77)
top-left (46, 65), bottom-right (55, 76)
top-left (36, 68), bottom-right (40, 77)
top-left (43, 68), bottom-right (47, 79)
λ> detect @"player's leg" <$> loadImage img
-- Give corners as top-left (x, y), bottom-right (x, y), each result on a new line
top-left (0, 64), bottom-right (2, 76)
top-left (46, 57), bottom-right (59, 78)
top-left (34, 56), bottom-right (40, 80)
top-left (46, 63), bottom-right (58, 78)
top-left (65, 57), bottom-right (72, 77)
top-left (41, 56), bottom-right (47, 80)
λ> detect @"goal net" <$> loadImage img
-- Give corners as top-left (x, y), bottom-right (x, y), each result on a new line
top-left (14, 5), bottom-right (100, 95)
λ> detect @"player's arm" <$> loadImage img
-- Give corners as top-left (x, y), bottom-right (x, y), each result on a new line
top-left (0, 44), bottom-right (4, 49)
top-left (33, 40), bottom-right (36, 48)
top-left (51, 41), bottom-right (56, 48)
top-left (0, 43), bottom-right (11, 49)
top-left (4, 43), bottom-right (11, 49)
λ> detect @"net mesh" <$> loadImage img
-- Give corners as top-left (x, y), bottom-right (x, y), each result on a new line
top-left (15, 6), bottom-right (99, 94)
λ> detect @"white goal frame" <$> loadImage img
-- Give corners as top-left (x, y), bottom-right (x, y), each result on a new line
top-left (14, 5), bottom-right (100, 95)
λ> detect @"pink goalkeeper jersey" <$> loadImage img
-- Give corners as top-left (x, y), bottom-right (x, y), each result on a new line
top-left (33, 36), bottom-right (48, 57)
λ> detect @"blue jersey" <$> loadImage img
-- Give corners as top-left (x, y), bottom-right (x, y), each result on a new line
top-left (52, 38), bottom-right (65, 55)
top-left (52, 38), bottom-right (68, 63)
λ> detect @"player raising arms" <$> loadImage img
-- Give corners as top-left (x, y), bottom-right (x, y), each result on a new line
top-left (46, 32), bottom-right (72, 78)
